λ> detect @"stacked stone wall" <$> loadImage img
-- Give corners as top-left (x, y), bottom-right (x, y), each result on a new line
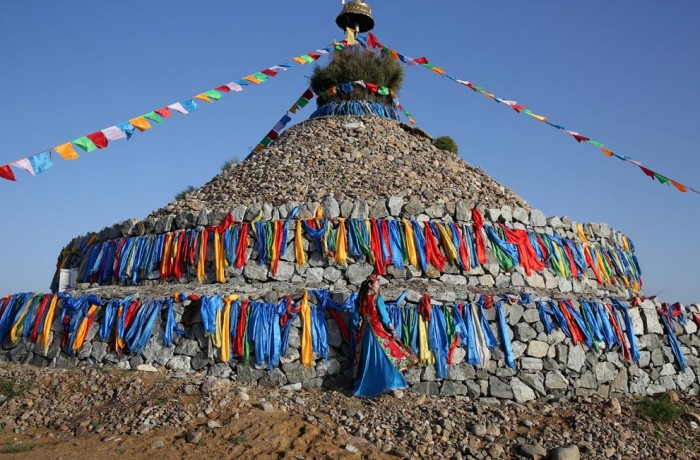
top-left (2, 293), bottom-right (698, 402)
top-left (58, 197), bottom-right (638, 301)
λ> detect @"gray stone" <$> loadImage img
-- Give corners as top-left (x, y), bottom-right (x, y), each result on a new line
top-left (511, 377), bottom-right (536, 402)
top-left (611, 368), bottom-right (628, 393)
top-left (557, 277), bottom-right (573, 293)
top-left (520, 357), bottom-right (544, 371)
top-left (515, 323), bottom-right (537, 342)
top-left (439, 274), bottom-right (467, 285)
top-left (576, 371), bottom-right (597, 389)
top-left (566, 345), bottom-right (586, 373)
top-left (640, 302), bottom-right (664, 334)
top-left (316, 358), bottom-right (341, 377)
top-left (403, 196), bottom-right (423, 216)
top-left (411, 381), bottom-right (439, 396)
top-left (387, 197), bottom-right (404, 216)
top-left (595, 362), bottom-right (617, 383)
top-left (326, 319), bottom-right (342, 348)
top-left (166, 356), bottom-right (191, 372)
top-left (321, 196), bottom-right (340, 218)
top-left (305, 267), bottom-right (324, 283)
top-left (174, 338), bottom-right (200, 357)
top-left (209, 363), bottom-right (232, 379)
top-left (545, 370), bottom-right (569, 390)
top-left (339, 200), bottom-right (354, 218)
top-left (547, 445), bottom-right (580, 460)
top-left (530, 209), bottom-right (547, 227)
top-left (527, 341), bottom-right (549, 358)
top-left (350, 200), bottom-right (369, 219)
top-left (508, 303), bottom-right (525, 325)
top-left (525, 273), bottom-right (546, 289)
top-left (142, 337), bottom-right (174, 366)
top-left (677, 368), bottom-right (696, 390)
top-left (519, 372), bottom-right (545, 395)
top-left (243, 263), bottom-right (268, 281)
top-left (282, 362), bottom-right (317, 384)
top-left (345, 264), bottom-right (374, 285)
top-left (489, 376), bottom-right (514, 399)
top-left (519, 443), bottom-right (546, 459)
top-left (323, 266), bottom-right (342, 282)
top-left (91, 342), bottom-right (108, 361)
top-left (640, 334), bottom-right (663, 350)
top-left (455, 200), bottom-right (470, 222)
top-left (369, 200), bottom-right (389, 218)
top-left (478, 275), bottom-right (495, 287)
top-left (236, 364), bottom-right (265, 384)
top-left (271, 261), bottom-right (295, 281)
top-left (512, 207), bottom-right (529, 224)
top-left (440, 380), bottom-right (468, 397)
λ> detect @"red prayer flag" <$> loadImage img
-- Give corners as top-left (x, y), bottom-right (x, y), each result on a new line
top-left (308, 52), bottom-right (321, 61)
top-left (366, 32), bottom-right (381, 48)
top-left (262, 69), bottom-right (278, 77)
top-left (267, 130), bottom-right (279, 141)
top-left (301, 88), bottom-right (314, 100)
top-left (365, 82), bottom-right (378, 93)
top-left (413, 57), bottom-right (429, 64)
top-left (572, 134), bottom-right (590, 143)
top-left (215, 85), bottom-right (231, 93)
top-left (0, 164), bottom-right (16, 181)
top-left (87, 131), bottom-right (108, 149)
top-left (512, 104), bottom-right (525, 113)
top-left (155, 107), bottom-right (172, 117)
top-left (639, 165), bottom-right (656, 179)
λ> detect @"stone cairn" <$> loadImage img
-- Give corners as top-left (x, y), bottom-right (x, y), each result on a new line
top-left (4, 115), bottom-right (699, 402)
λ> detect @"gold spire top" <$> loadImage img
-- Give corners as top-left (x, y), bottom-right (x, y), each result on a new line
top-left (336, 1), bottom-right (374, 34)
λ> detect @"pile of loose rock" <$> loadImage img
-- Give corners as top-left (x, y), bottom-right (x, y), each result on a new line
top-left (149, 116), bottom-right (528, 219)
top-left (1, 364), bottom-right (698, 459)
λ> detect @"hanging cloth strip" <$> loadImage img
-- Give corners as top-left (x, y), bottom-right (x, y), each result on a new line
top-left (402, 220), bottom-right (418, 268)
top-left (471, 208), bottom-right (488, 265)
top-left (369, 218), bottom-right (386, 275)
top-left (299, 291), bottom-right (314, 367)
top-left (484, 225), bottom-right (519, 271)
top-left (463, 224), bottom-right (480, 269)
top-left (610, 298), bottom-right (640, 363)
top-left (37, 294), bottom-right (61, 351)
top-left (411, 221), bottom-right (428, 271)
top-left (494, 301), bottom-right (515, 368)
top-left (658, 303), bottom-right (686, 370)
top-left (424, 223), bottom-right (447, 271)
top-left (164, 298), bottom-right (185, 348)
top-left (417, 294), bottom-right (435, 365)
top-left (500, 225), bottom-right (545, 275)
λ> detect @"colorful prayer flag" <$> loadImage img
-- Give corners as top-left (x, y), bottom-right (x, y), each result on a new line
top-left (73, 136), bottom-right (98, 152)
top-left (11, 158), bottom-right (34, 175)
top-left (28, 151), bottom-right (53, 174)
top-left (144, 111), bottom-right (163, 123)
top-left (102, 126), bottom-right (127, 141)
top-left (87, 131), bottom-right (108, 148)
top-left (0, 164), bottom-right (16, 181)
top-left (129, 116), bottom-right (151, 132)
top-left (54, 142), bottom-right (80, 160)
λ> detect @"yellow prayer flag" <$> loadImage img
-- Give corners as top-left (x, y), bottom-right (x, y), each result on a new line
top-left (129, 116), bottom-right (152, 132)
top-left (293, 56), bottom-right (307, 64)
top-left (601, 148), bottom-right (615, 157)
top-left (194, 93), bottom-right (214, 103)
top-left (528, 113), bottom-right (548, 122)
top-left (295, 220), bottom-right (307, 266)
top-left (242, 76), bottom-right (262, 85)
top-left (54, 142), bottom-right (79, 160)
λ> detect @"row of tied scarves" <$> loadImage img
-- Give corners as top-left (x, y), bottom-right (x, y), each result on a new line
top-left (482, 222), bottom-right (641, 290)
top-left (69, 210), bottom-right (301, 291)
top-left (60, 210), bottom-right (639, 292)
top-left (0, 292), bottom-right (63, 352)
top-left (198, 290), bottom-right (359, 369)
top-left (0, 292), bottom-right (183, 357)
top-left (536, 298), bottom-right (640, 363)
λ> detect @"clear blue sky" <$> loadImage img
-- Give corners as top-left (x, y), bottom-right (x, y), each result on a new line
top-left (1, 1), bottom-right (698, 303)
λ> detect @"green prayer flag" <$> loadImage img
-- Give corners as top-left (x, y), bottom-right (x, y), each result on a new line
top-left (261, 137), bottom-right (272, 147)
top-left (203, 90), bottom-right (222, 100)
top-left (301, 54), bottom-right (314, 63)
top-left (144, 111), bottom-right (163, 123)
top-left (321, 90), bottom-right (329, 99)
top-left (522, 109), bottom-right (532, 115)
top-left (296, 97), bottom-right (310, 108)
top-left (654, 173), bottom-right (669, 184)
top-left (586, 140), bottom-right (604, 147)
top-left (377, 86), bottom-right (390, 96)
top-left (73, 136), bottom-right (97, 152)
top-left (252, 72), bottom-right (269, 82)
top-left (334, 43), bottom-right (345, 50)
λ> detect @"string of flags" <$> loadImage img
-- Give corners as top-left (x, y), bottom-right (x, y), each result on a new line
top-left (359, 33), bottom-right (699, 195)
top-left (0, 43), bottom-right (341, 182)
top-left (250, 80), bottom-right (416, 154)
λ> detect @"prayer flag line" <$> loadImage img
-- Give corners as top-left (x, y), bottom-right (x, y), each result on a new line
top-left (0, 43), bottom-right (338, 182)
top-left (360, 34), bottom-right (699, 195)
